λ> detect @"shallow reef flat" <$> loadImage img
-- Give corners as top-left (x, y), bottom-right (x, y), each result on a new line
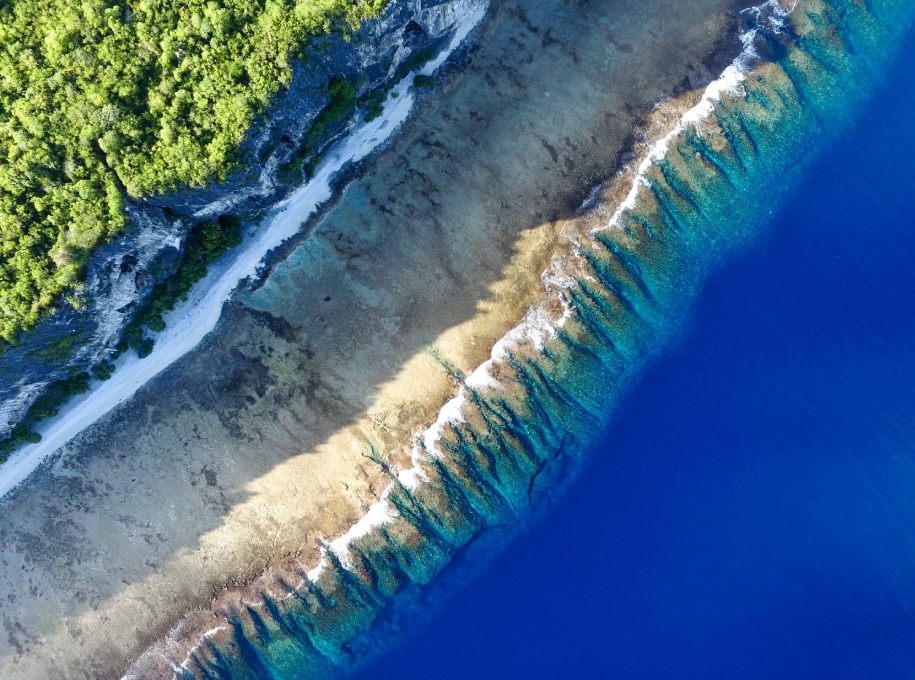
top-left (0, 0), bottom-right (740, 677)
top-left (134, 0), bottom-right (915, 676)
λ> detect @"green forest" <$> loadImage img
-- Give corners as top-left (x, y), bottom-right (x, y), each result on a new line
top-left (0, 0), bottom-right (386, 344)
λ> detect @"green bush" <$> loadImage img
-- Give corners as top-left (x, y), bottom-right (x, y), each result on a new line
top-left (123, 214), bottom-right (243, 352)
top-left (26, 334), bottom-right (83, 364)
top-left (91, 360), bottom-right (115, 381)
top-left (137, 338), bottom-right (155, 358)
top-left (359, 88), bottom-right (386, 122)
top-left (0, 212), bottom-right (246, 456)
top-left (0, 371), bottom-right (92, 459)
top-left (394, 46), bottom-right (438, 82)
top-left (279, 76), bottom-right (358, 184)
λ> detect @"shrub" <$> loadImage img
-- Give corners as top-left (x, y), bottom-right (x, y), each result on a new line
top-left (0, 371), bottom-right (91, 459)
top-left (92, 361), bottom-right (116, 381)
top-left (122, 214), bottom-right (243, 350)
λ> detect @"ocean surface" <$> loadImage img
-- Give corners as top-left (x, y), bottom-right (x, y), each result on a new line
top-left (363, 14), bottom-right (915, 680)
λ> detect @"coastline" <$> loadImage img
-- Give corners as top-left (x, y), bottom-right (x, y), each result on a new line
top-left (140, 0), bottom-right (915, 676)
top-left (0, 1), bottom-right (742, 677)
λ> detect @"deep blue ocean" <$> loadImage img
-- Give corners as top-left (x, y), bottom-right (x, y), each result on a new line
top-left (364, 20), bottom-right (915, 680)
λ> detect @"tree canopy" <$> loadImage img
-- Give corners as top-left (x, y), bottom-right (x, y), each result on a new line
top-left (0, 0), bottom-right (386, 343)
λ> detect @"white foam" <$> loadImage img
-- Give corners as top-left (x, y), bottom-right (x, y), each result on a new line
top-left (422, 393), bottom-right (466, 455)
top-left (601, 0), bottom-right (792, 231)
top-left (177, 626), bottom-right (225, 672)
top-left (465, 360), bottom-right (499, 390)
top-left (119, 624), bottom-right (227, 679)
top-left (397, 466), bottom-right (427, 491)
top-left (131, 7), bottom-right (801, 670)
top-left (149, 8), bottom-right (806, 679)
top-left (0, 0), bottom-right (489, 502)
top-left (328, 500), bottom-right (397, 569)
top-left (305, 559), bottom-right (327, 583)
top-left (390, 246), bottom-right (576, 503)
top-left (304, 494), bottom-right (399, 579)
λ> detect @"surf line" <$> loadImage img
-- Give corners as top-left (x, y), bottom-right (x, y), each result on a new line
top-left (605, 0), bottom-right (792, 230)
top-left (0, 0), bottom-right (490, 501)
top-left (291, 0), bottom-right (799, 600)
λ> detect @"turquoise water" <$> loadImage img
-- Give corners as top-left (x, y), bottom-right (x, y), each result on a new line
top-left (170, 2), bottom-right (915, 676)
top-left (363, 9), bottom-right (915, 679)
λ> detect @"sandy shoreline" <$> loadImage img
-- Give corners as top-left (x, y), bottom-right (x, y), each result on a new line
top-left (0, 1), bottom-right (739, 677)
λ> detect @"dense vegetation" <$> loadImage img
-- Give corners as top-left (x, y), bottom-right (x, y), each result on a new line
top-left (278, 76), bottom-right (357, 183)
top-left (0, 0), bottom-right (386, 343)
top-left (276, 46), bottom-right (439, 185)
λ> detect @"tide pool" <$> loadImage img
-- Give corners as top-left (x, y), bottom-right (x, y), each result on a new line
top-left (364, 11), bottom-right (915, 680)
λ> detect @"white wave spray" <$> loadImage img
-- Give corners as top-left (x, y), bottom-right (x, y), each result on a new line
top-left (604, 0), bottom-right (792, 230)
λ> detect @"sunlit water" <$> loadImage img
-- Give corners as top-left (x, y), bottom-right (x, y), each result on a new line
top-left (364, 14), bottom-right (915, 680)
